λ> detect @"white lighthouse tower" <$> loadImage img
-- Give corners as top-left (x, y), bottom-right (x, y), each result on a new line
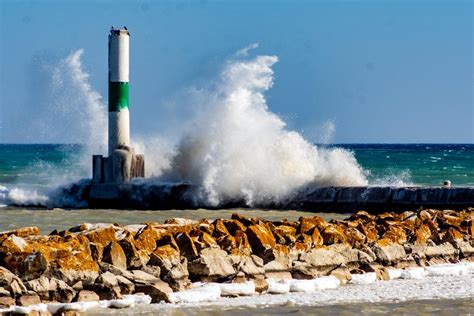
top-left (92, 27), bottom-right (144, 185)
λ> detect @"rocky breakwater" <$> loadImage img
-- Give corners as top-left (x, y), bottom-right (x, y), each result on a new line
top-left (0, 209), bottom-right (473, 315)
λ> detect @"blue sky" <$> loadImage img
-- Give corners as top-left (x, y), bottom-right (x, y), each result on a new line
top-left (0, 0), bottom-right (472, 143)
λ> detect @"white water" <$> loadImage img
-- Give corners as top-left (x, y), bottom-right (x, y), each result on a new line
top-left (156, 52), bottom-right (368, 206)
top-left (5, 46), bottom-right (372, 207)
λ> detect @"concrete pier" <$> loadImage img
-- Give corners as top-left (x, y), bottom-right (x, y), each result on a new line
top-left (85, 184), bottom-right (474, 211)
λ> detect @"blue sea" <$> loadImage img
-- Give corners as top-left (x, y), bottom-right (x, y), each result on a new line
top-left (0, 143), bottom-right (473, 209)
top-left (1, 143), bottom-right (473, 188)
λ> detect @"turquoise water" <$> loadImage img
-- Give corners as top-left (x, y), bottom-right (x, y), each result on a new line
top-left (1, 143), bottom-right (473, 189)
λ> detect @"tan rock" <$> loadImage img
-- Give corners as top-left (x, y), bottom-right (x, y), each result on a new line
top-left (134, 281), bottom-right (172, 303)
top-left (224, 219), bottom-right (247, 236)
top-left (442, 228), bottom-right (464, 243)
top-left (330, 267), bottom-right (352, 285)
top-left (233, 230), bottom-right (251, 256)
top-left (16, 293), bottom-right (41, 306)
top-left (176, 232), bottom-right (199, 260)
top-left (310, 227), bottom-right (324, 248)
top-left (0, 266), bottom-right (27, 296)
top-left (359, 263), bottom-right (390, 281)
top-left (356, 222), bottom-right (378, 243)
top-left (413, 224), bottom-right (431, 245)
top-left (253, 275), bottom-right (269, 293)
top-left (49, 278), bottom-right (76, 303)
top-left (321, 224), bottom-right (347, 245)
top-left (344, 227), bottom-right (366, 247)
top-left (26, 276), bottom-right (51, 301)
top-left (148, 245), bottom-right (189, 281)
top-left (298, 216), bottom-right (327, 234)
top-left (0, 227), bottom-right (40, 240)
top-left (80, 225), bottom-right (117, 247)
top-left (188, 247), bottom-right (235, 279)
top-left (134, 224), bottom-right (161, 253)
top-left (246, 223), bottom-right (276, 255)
top-left (0, 296), bottom-right (15, 307)
top-left (75, 289), bottom-right (100, 302)
top-left (372, 243), bottom-right (406, 264)
top-left (115, 275), bottom-right (135, 294)
top-left (19, 251), bottom-right (49, 281)
top-left (102, 241), bottom-right (127, 269)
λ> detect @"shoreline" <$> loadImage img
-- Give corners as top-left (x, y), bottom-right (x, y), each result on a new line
top-left (0, 208), bottom-right (473, 314)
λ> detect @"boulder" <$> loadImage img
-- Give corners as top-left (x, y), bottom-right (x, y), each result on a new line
top-left (298, 216), bottom-right (327, 234)
top-left (372, 243), bottom-right (406, 264)
top-left (119, 233), bottom-right (149, 269)
top-left (229, 254), bottom-right (265, 277)
top-left (175, 232), bottom-right (199, 260)
top-left (148, 245), bottom-right (189, 281)
top-left (424, 242), bottom-right (456, 258)
top-left (188, 247), bottom-right (235, 280)
top-left (321, 224), bottom-right (347, 245)
top-left (253, 275), bottom-right (269, 293)
top-left (115, 275), bottom-right (135, 295)
top-left (442, 228), bottom-right (464, 243)
top-left (134, 281), bottom-right (172, 303)
top-left (79, 225), bottom-right (117, 247)
top-left (452, 240), bottom-right (474, 258)
top-left (246, 224), bottom-right (276, 255)
top-left (223, 219), bottom-right (247, 236)
top-left (75, 289), bottom-right (100, 302)
top-left (26, 276), bottom-right (51, 301)
top-left (0, 227), bottom-right (40, 239)
top-left (16, 293), bottom-right (41, 306)
top-left (359, 263), bottom-right (390, 281)
top-left (0, 296), bottom-right (15, 307)
top-left (102, 242), bottom-right (127, 270)
top-left (128, 270), bottom-right (160, 285)
top-left (49, 278), bottom-right (76, 303)
top-left (329, 267), bottom-right (352, 285)
top-left (0, 266), bottom-right (27, 297)
top-left (19, 251), bottom-right (49, 281)
top-left (88, 272), bottom-right (122, 300)
top-left (413, 224), bottom-right (431, 245)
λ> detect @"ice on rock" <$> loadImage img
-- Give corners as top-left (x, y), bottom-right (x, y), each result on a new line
top-left (267, 279), bottom-right (291, 294)
top-left (387, 269), bottom-right (403, 280)
top-left (401, 267), bottom-right (426, 279)
top-left (288, 279), bottom-right (317, 293)
top-left (313, 276), bottom-right (340, 290)
top-left (349, 272), bottom-right (377, 285)
top-left (219, 281), bottom-right (256, 296)
top-left (168, 283), bottom-right (222, 303)
top-left (426, 264), bottom-right (469, 276)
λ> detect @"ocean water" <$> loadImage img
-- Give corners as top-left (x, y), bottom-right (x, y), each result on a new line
top-left (1, 143), bottom-right (473, 188)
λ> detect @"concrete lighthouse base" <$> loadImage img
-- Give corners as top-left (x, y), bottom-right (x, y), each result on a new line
top-left (92, 146), bottom-right (144, 185)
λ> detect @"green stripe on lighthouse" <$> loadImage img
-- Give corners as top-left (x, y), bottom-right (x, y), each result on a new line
top-left (108, 82), bottom-right (129, 112)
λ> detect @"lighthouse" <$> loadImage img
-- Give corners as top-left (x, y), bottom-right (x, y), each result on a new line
top-left (108, 28), bottom-right (130, 156)
top-left (92, 27), bottom-right (144, 185)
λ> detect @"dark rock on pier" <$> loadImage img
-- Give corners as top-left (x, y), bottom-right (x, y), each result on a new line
top-left (81, 182), bottom-right (474, 211)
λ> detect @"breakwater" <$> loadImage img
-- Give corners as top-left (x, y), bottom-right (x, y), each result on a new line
top-left (82, 183), bottom-right (474, 211)
top-left (0, 209), bottom-right (473, 314)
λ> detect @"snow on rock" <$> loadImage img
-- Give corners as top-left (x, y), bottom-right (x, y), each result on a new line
top-left (401, 267), bottom-right (426, 279)
top-left (387, 269), bottom-right (403, 280)
top-left (267, 279), bottom-right (291, 294)
top-left (288, 279), bottom-right (317, 293)
top-left (219, 281), bottom-right (256, 296)
top-left (168, 283), bottom-right (222, 303)
top-left (426, 264), bottom-right (469, 276)
top-left (313, 276), bottom-right (340, 290)
top-left (349, 272), bottom-right (377, 285)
